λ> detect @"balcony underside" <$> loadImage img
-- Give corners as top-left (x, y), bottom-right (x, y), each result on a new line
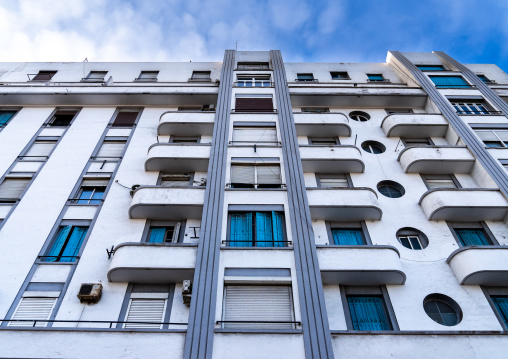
top-left (448, 247), bottom-right (508, 285)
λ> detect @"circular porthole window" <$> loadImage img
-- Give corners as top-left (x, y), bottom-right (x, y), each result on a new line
top-left (423, 294), bottom-right (462, 326)
top-left (396, 227), bottom-right (429, 250)
top-left (377, 180), bottom-right (405, 198)
top-left (362, 141), bottom-right (386, 154)
top-left (349, 111), bottom-right (370, 122)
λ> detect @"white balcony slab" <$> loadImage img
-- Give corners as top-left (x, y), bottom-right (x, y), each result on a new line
top-left (300, 146), bottom-right (364, 173)
top-left (307, 188), bottom-right (382, 221)
top-left (398, 146), bottom-right (475, 174)
top-left (293, 113), bottom-right (351, 137)
top-left (317, 246), bottom-right (405, 285)
top-left (419, 189), bottom-right (508, 221)
top-left (108, 243), bottom-right (197, 283)
top-left (447, 247), bottom-right (508, 285)
top-left (129, 186), bottom-right (205, 219)
top-left (145, 144), bottom-right (211, 172)
top-left (158, 111), bottom-right (215, 136)
top-left (381, 114), bottom-right (448, 138)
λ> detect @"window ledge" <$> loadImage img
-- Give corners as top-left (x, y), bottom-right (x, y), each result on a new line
top-left (215, 328), bottom-right (302, 334)
top-left (331, 330), bottom-right (507, 335)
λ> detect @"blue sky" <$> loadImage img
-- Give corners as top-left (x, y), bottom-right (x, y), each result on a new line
top-left (0, 0), bottom-right (507, 71)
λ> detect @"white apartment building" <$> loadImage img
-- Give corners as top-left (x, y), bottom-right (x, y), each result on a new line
top-left (0, 50), bottom-right (508, 358)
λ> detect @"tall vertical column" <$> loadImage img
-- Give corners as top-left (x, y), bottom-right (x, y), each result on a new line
top-left (390, 51), bottom-right (508, 199)
top-left (184, 50), bottom-right (235, 359)
top-left (270, 50), bottom-right (335, 359)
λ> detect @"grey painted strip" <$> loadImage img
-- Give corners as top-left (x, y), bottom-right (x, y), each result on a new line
top-left (183, 50), bottom-right (235, 359)
top-left (224, 268), bottom-right (291, 277)
top-left (228, 204), bottom-right (284, 212)
top-left (270, 50), bottom-right (335, 359)
top-left (391, 51), bottom-right (508, 200)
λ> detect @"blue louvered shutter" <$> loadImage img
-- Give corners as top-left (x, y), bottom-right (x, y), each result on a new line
top-left (60, 226), bottom-right (88, 262)
top-left (149, 228), bottom-right (166, 243)
top-left (332, 229), bottom-right (364, 245)
top-left (255, 212), bottom-right (272, 247)
top-left (272, 211), bottom-right (285, 247)
top-left (430, 76), bottom-right (468, 88)
top-left (0, 112), bottom-right (15, 127)
top-left (454, 229), bottom-right (489, 246)
top-left (492, 297), bottom-right (508, 327)
top-left (230, 213), bottom-right (253, 247)
top-left (45, 226), bottom-right (72, 262)
top-left (348, 296), bottom-right (391, 331)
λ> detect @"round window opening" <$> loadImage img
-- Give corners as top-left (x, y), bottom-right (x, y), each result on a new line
top-left (423, 294), bottom-right (462, 326)
top-left (396, 227), bottom-right (429, 250)
top-left (377, 180), bottom-right (405, 198)
top-left (349, 111), bottom-right (371, 122)
top-left (362, 141), bottom-right (386, 154)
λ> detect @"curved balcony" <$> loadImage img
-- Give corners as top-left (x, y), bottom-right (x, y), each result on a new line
top-left (293, 113), bottom-right (351, 137)
top-left (145, 143), bottom-right (211, 172)
top-left (129, 186), bottom-right (205, 219)
top-left (398, 146), bottom-right (475, 174)
top-left (300, 145), bottom-right (364, 173)
top-left (307, 187), bottom-right (382, 221)
top-left (158, 111), bottom-right (215, 136)
top-left (447, 246), bottom-right (508, 285)
top-left (419, 189), bottom-right (508, 221)
top-left (317, 245), bottom-right (405, 285)
top-left (381, 114), bottom-right (448, 138)
top-left (108, 243), bottom-right (197, 283)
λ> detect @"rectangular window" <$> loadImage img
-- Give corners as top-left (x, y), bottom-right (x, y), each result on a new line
top-left (83, 71), bottom-right (107, 82)
top-left (190, 71), bottom-right (211, 81)
top-left (43, 225), bottom-right (89, 262)
top-left (402, 138), bottom-right (433, 147)
top-left (147, 223), bottom-right (181, 244)
top-left (31, 71), bottom-right (57, 81)
top-left (475, 129), bottom-right (508, 148)
top-left (75, 178), bottom-right (109, 204)
top-left (454, 228), bottom-right (491, 246)
top-left (9, 296), bottom-right (57, 327)
top-left (317, 174), bottom-right (351, 188)
top-left (236, 75), bottom-right (271, 87)
top-left (96, 140), bottom-right (126, 158)
top-left (417, 65), bottom-right (445, 71)
top-left (332, 228), bottom-right (365, 245)
top-left (170, 136), bottom-right (200, 144)
top-left (237, 62), bottom-right (269, 70)
top-left (0, 177), bottom-right (32, 203)
top-left (0, 111), bottom-right (16, 127)
top-left (430, 76), bottom-right (470, 88)
top-left (347, 295), bottom-right (392, 330)
top-left (422, 174), bottom-right (459, 190)
top-left (478, 75), bottom-right (494, 84)
top-left (232, 125), bottom-right (277, 144)
top-left (48, 110), bottom-right (77, 127)
top-left (385, 108), bottom-right (413, 115)
top-left (235, 96), bottom-right (274, 113)
top-left (136, 71), bottom-right (159, 81)
top-left (230, 164), bottom-right (282, 189)
top-left (222, 285), bottom-right (294, 329)
top-left (228, 211), bottom-right (286, 247)
top-left (367, 74), bottom-right (386, 82)
top-left (297, 73), bottom-right (315, 82)
top-left (491, 296), bottom-right (508, 327)
top-left (301, 107), bottom-right (330, 113)
top-left (331, 71), bottom-right (350, 79)
top-left (160, 174), bottom-right (191, 187)
top-left (23, 140), bottom-right (57, 160)
top-left (111, 111), bottom-right (139, 127)
top-left (398, 234), bottom-right (423, 250)
top-left (309, 137), bottom-right (339, 145)
top-left (451, 101), bottom-right (491, 115)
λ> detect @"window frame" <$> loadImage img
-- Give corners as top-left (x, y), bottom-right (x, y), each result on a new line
top-left (482, 287), bottom-right (508, 331)
top-left (396, 227), bottom-right (429, 250)
top-left (330, 71), bottom-right (350, 80)
top-left (142, 220), bottom-right (186, 244)
top-left (94, 137), bottom-right (128, 159)
top-left (474, 128), bottom-right (508, 148)
top-left (30, 71), bottom-right (57, 82)
top-left (401, 137), bottom-right (435, 147)
top-left (326, 221), bottom-right (372, 245)
top-left (384, 108), bottom-right (414, 115)
top-left (82, 71), bottom-right (108, 82)
top-left (477, 74), bottom-right (495, 84)
top-left (226, 210), bottom-right (288, 247)
top-left (447, 221), bottom-right (498, 247)
top-left (19, 137), bottom-right (59, 161)
top-left (157, 173), bottom-right (194, 187)
top-left (72, 177), bottom-right (110, 205)
top-left (429, 75), bottom-right (472, 89)
top-left (0, 108), bottom-right (21, 130)
top-left (300, 107), bottom-right (330, 113)
top-left (316, 173), bottom-right (353, 188)
top-left (40, 221), bottom-right (91, 263)
top-left (421, 174), bottom-right (461, 191)
top-left (190, 71), bottom-right (212, 82)
top-left (231, 122), bottom-right (278, 145)
top-left (296, 73), bottom-right (316, 82)
top-left (45, 109), bottom-right (79, 127)
top-left (135, 71), bottom-right (159, 82)
top-left (367, 74), bottom-right (388, 82)
top-left (236, 75), bottom-right (271, 87)
top-left (168, 136), bottom-right (201, 144)
top-left (416, 65), bottom-right (445, 71)
top-left (308, 137), bottom-right (340, 145)
top-left (0, 175), bottom-right (34, 204)
top-left (230, 162), bottom-right (283, 189)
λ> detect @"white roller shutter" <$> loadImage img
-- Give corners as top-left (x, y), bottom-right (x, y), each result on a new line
top-left (24, 141), bottom-right (57, 158)
top-left (319, 177), bottom-right (349, 188)
top-left (257, 165), bottom-right (281, 185)
top-left (96, 141), bottom-right (126, 158)
top-left (223, 286), bottom-right (294, 329)
top-left (231, 165), bottom-right (255, 184)
top-left (9, 297), bottom-right (57, 327)
top-left (0, 178), bottom-right (31, 199)
top-left (233, 127), bottom-right (277, 143)
top-left (124, 299), bottom-right (166, 329)
top-left (81, 178), bottom-right (110, 187)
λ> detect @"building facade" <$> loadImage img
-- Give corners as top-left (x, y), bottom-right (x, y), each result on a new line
top-left (0, 50), bottom-right (508, 358)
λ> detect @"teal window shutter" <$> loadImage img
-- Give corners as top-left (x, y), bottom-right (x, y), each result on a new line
top-left (332, 229), bottom-right (364, 245)
top-left (149, 228), bottom-right (166, 243)
top-left (430, 76), bottom-right (468, 88)
top-left (0, 112), bottom-right (15, 127)
top-left (272, 211), bottom-right (285, 247)
top-left (60, 226), bottom-right (88, 262)
top-left (230, 213), bottom-right (253, 247)
top-left (492, 296), bottom-right (508, 327)
top-left (348, 296), bottom-right (391, 331)
top-left (454, 229), bottom-right (489, 246)
top-left (45, 226), bottom-right (72, 261)
top-left (255, 212), bottom-right (273, 247)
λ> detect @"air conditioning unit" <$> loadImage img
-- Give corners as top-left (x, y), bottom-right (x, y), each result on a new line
top-left (77, 283), bottom-right (103, 304)
top-left (182, 280), bottom-right (192, 305)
